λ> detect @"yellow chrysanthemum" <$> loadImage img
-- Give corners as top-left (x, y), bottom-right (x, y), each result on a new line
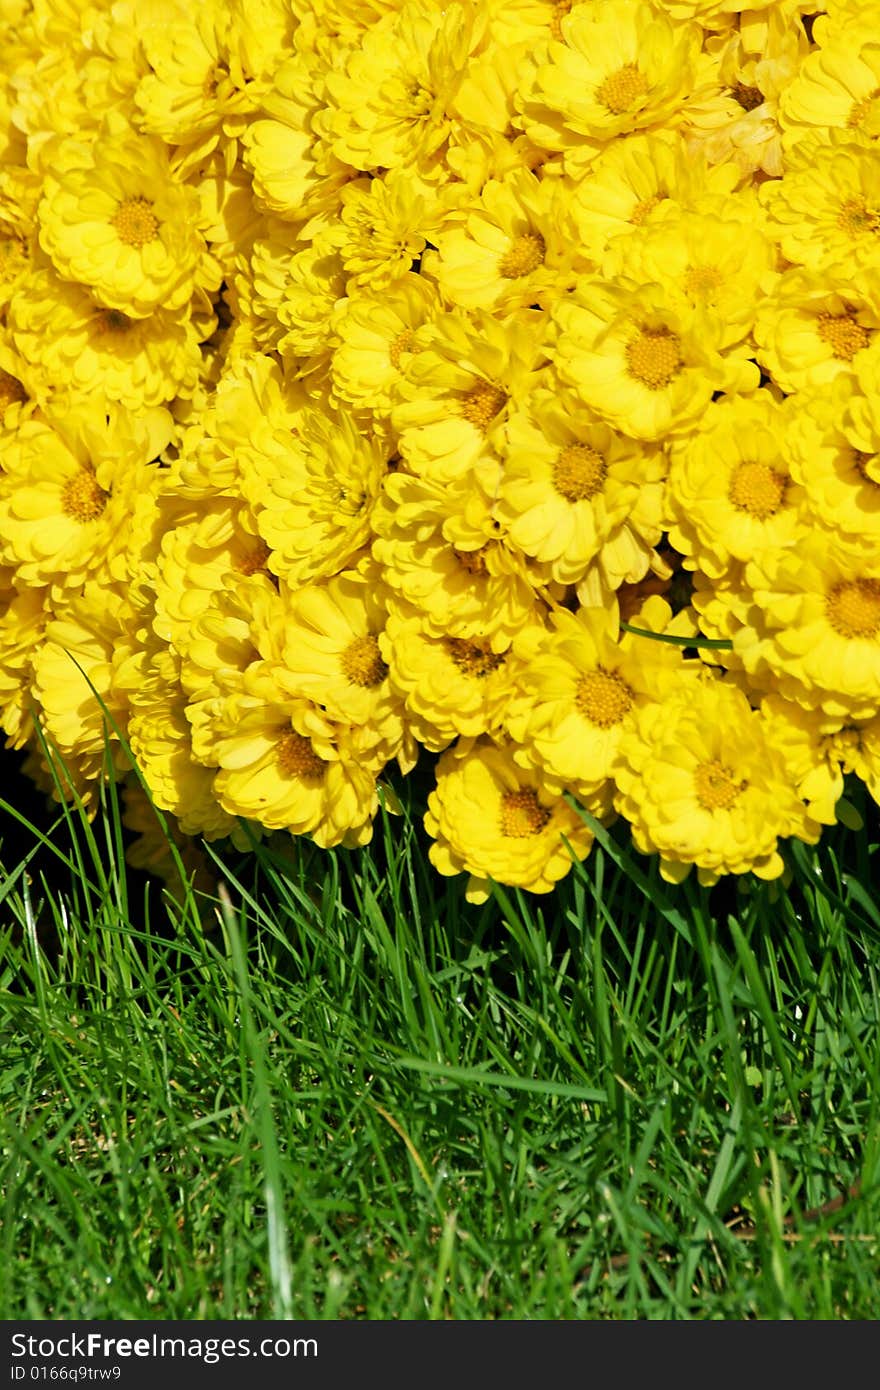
top-left (422, 166), bottom-right (578, 312)
top-left (753, 268), bottom-right (879, 396)
top-left (553, 276), bottom-right (759, 442)
top-left (786, 387), bottom-right (880, 548)
top-left (372, 468), bottom-right (544, 651)
top-left (504, 595), bottom-right (700, 809)
top-left (515, 0), bottom-right (703, 159)
top-left (38, 125), bottom-right (217, 317)
top-left (274, 563), bottom-right (413, 774)
top-left (495, 387), bottom-right (667, 588)
top-left (667, 392), bottom-right (809, 580)
top-left (380, 605), bottom-right (514, 752)
top-left (0, 407), bottom-right (170, 591)
top-left (239, 402), bottom-right (388, 586)
top-left (323, 0), bottom-right (478, 178)
top-left (760, 693), bottom-right (880, 827)
top-left (392, 307), bottom-right (548, 481)
top-left (335, 170), bottom-right (445, 293)
top-left (736, 536), bottom-right (880, 719)
top-left (779, 25), bottom-right (880, 147)
top-left (425, 735), bottom-right (595, 904)
top-left (0, 568), bottom-right (47, 749)
top-left (608, 201), bottom-right (776, 353)
top-left (330, 272), bottom-right (442, 426)
top-left (246, 224), bottom-right (346, 369)
top-left (759, 130), bottom-right (880, 274)
top-left (614, 677), bottom-right (810, 886)
top-left (569, 130), bottom-right (741, 268)
top-left (7, 262), bottom-right (209, 410)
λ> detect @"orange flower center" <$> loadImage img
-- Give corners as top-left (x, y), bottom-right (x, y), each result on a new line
top-left (112, 196), bottom-right (160, 248)
top-left (499, 787), bottom-right (552, 838)
top-left (694, 759), bottom-right (744, 811)
top-left (461, 380), bottom-right (507, 432)
top-left (340, 634), bottom-right (388, 687)
top-left (596, 63), bottom-right (648, 115)
top-left (848, 88), bottom-right (880, 128)
top-left (576, 668), bottom-right (633, 728)
top-left (731, 82), bottom-right (763, 111)
top-left (549, 0), bottom-right (573, 41)
top-left (625, 326), bottom-right (682, 389)
top-left (728, 460), bottom-right (788, 518)
top-left (452, 545), bottom-right (489, 575)
top-left (498, 232), bottom-right (546, 278)
top-left (61, 468), bottom-right (109, 522)
top-left (630, 193), bottom-right (663, 226)
top-left (684, 264), bottom-right (724, 300)
top-left (816, 311), bottom-right (870, 361)
top-left (552, 443), bottom-right (607, 502)
top-left (388, 328), bottom-right (414, 369)
top-left (837, 196), bottom-right (880, 239)
top-left (826, 578), bottom-right (880, 640)
top-left (276, 732), bottom-right (326, 780)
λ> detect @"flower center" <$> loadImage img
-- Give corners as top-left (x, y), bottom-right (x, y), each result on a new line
top-left (498, 232), bottom-right (546, 279)
top-left (388, 328), bottom-right (414, 369)
top-left (61, 468), bottom-right (109, 522)
top-left (452, 545), bottom-right (490, 575)
top-left (630, 193), bottom-right (663, 225)
top-left (684, 264), bottom-right (724, 300)
top-left (625, 326), bottom-right (682, 389)
top-left (549, 0), bottom-right (573, 41)
top-left (596, 63), bottom-right (649, 116)
top-left (0, 369), bottom-right (26, 411)
top-left (853, 450), bottom-right (880, 487)
top-left (499, 787), bottom-right (552, 838)
top-left (848, 88), bottom-right (880, 128)
top-left (276, 731), bottom-right (326, 780)
top-left (112, 196), bottom-right (160, 249)
top-left (445, 638), bottom-right (505, 677)
top-left (335, 483), bottom-right (366, 517)
top-left (235, 541), bottom-right (271, 576)
top-left (340, 634), bottom-right (388, 687)
top-left (731, 82), bottom-right (763, 111)
top-left (728, 460), bottom-right (788, 518)
top-left (816, 311), bottom-right (870, 361)
top-left (576, 668), bottom-right (633, 728)
top-left (97, 307), bottom-right (134, 334)
top-left (826, 578), bottom-right (880, 639)
top-left (461, 379), bottom-right (507, 432)
top-left (694, 758), bottom-right (744, 811)
top-left (552, 443), bottom-right (607, 502)
top-left (837, 196), bottom-right (880, 239)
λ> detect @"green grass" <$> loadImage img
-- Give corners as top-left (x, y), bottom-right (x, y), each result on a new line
top-left (1, 757), bottom-right (880, 1320)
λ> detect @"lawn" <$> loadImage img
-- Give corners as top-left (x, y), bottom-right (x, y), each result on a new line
top-left (2, 749), bottom-right (879, 1320)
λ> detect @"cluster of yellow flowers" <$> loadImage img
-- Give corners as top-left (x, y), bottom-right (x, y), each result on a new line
top-left (2, 0), bottom-right (879, 901)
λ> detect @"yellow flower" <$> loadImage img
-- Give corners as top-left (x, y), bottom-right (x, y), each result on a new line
top-left (392, 307), bottom-right (548, 481)
top-left (736, 535), bottom-right (880, 720)
top-left (324, 0), bottom-right (478, 178)
top-left (422, 166), bottom-right (578, 312)
top-left (753, 267), bottom-right (879, 395)
top-left (608, 201), bottom-right (776, 353)
top-left (0, 568), bottom-right (48, 749)
top-left (614, 677), bottom-right (809, 886)
top-left (760, 693), bottom-right (880, 828)
top-left (38, 124), bottom-right (217, 317)
top-left (275, 562), bottom-right (413, 774)
top-left (759, 129), bottom-right (880, 275)
top-left (553, 276), bottom-right (759, 442)
top-left (667, 392), bottom-right (809, 580)
top-left (779, 24), bottom-right (880, 147)
top-left (504, 595), bottom-right (700, 808)
top-left (7, 262), bottom-right (208, 410)
top-left (495, 387), bottom-right (667, 587)
top-left (0, 407), bottom-right (170, 592)
top-left (381, 605), bottom-right (514, 752)
top-left (336, 170), bottom-right (443, 293)
top-left (786, 387), bottom-right (880, 548)
top-left (240, 402), bottom-right (388, 586)
top-left (425, 735), bottom-right (595, 903)
top-left (330, 273), bottom-right (442, 425)
top-left (515, 0), bottom-right (702, 158)
top-left (570, 130), bottom-right (741, 268)
top-left (372, 468), bottom-right (543, 650)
